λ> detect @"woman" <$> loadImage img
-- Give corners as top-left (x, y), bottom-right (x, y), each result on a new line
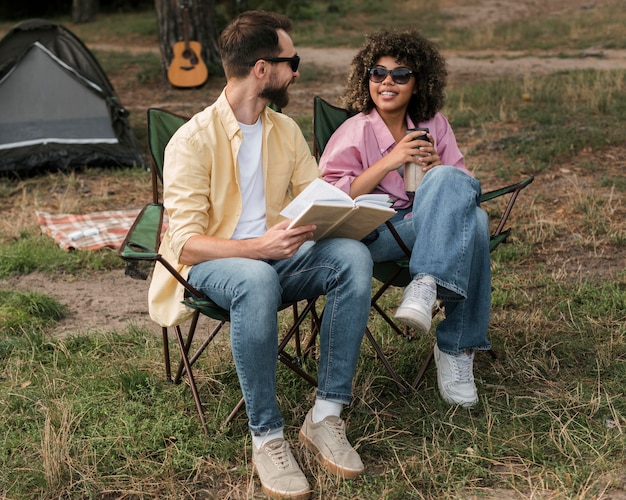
top-left (319, 28), bottom-right (491, 408)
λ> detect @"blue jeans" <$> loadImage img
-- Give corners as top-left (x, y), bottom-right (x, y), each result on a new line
top-left (367, 166), bottom-right (491, 355)
top-left (187, 238), bottom-right (372, 435)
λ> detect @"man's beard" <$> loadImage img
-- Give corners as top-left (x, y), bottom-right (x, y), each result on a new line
top-left (258, 78), bottom-right (291, 109)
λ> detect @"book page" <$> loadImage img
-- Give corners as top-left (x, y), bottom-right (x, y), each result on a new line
top-left (280, 178), bottom-right (352, 219)
top-left (280, 178), bottom-right (395, 241)
top-left (326, 204), bottom-right (396, 240)
top-left (286, 202), bottom-right (355, 239)
top-left (354, 193), bottom-right (393, 208)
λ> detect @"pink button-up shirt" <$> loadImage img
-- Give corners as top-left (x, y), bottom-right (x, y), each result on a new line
top-left (319, 108), bottom-right (471, 209)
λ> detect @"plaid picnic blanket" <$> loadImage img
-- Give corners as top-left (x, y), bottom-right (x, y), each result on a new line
top-left (37, 209), bottom-right (142, 251)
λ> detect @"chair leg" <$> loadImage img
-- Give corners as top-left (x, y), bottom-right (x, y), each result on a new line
top-left (292, 303), bottom-right (302, 358)
top-left (224, 397), bottom-right (246, 428)
top-left (410, 349), bottom-right (434, 391)
top-left (173, 323), bottom-right (209, 434)
top-left (364, 327), bottom-right (409, 392)
top-left (172, 312), bottom-right (225, 384)
top-left (186, 320), bottom-right (226, 369)
top-left (162, 327), bottom-right (172, 382)
top-left (289, 300), bottom-right (321, 360)
top-left (371, 301), bottom-right (411, 338)
top-left (174, 311), bottom-right (201, 384)
top-left (276, 298), bottom-right (320, 387)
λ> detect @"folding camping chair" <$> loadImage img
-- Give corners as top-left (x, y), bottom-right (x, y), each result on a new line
top-left (313, 95), bottom-right (534, 392)
top-left (118, 107), bottom-right (321, 433)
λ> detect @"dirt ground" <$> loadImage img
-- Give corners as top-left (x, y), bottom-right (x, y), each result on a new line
top-left (2, 0), bottom-right (626, 338)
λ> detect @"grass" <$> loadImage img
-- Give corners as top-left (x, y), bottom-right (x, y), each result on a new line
top-left (444, 69), bottom-right (626, 177)
top-left (3, 0), bottom-right (626, 51)
top-left (1, 1), bottom-right (626, 498)
top-left (442, 3), bottom-right (626, 51)
top-left (0, 290), bottom-right (67, 334)
top-left (1, 268), bottom-right (625, 498)
top-left (0, 233), bottom-right (123, 279)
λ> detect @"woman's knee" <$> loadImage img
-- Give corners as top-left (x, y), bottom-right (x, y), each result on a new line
top-left (425, 165), bottom-right (472, 187)
top-left (421, 165), bottom-right (481, 202)
top-left (477, 207), bottom-right (489, 232)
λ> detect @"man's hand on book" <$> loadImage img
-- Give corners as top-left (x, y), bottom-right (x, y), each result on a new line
top-left (258, 220), bottom-right (316, 260)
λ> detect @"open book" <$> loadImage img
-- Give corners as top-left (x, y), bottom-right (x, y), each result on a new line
top-left (280, 178), bottom-right (396, 241)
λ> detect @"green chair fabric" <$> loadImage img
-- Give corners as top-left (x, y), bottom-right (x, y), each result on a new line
top-left (313, 95), bottom-right (534, 392)
top-left (147, 109), bottom-right (187, 177)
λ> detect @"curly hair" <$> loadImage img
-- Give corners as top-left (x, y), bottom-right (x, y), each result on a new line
top-left (342, 28), bottom-right (447, 123)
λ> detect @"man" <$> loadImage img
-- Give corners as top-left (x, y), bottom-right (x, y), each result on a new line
top-left (148, 10), bottom-right (373, 499)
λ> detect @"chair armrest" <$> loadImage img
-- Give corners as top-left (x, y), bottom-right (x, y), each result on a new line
top-left (489, 229), bottom-right (511, 253)
top-left (481, 176), bottom-right (534, 203)
top-left (118, 203), bottom-right (164, 260)
top-left (183, 295), bottom-right (231, 322)
top-left (481, 176), bottom-right (534, 243)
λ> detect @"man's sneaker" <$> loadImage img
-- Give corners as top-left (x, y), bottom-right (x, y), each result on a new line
top-left (394, 275), bottom-right (437, 333)
top-left (434, 344), bottom-right (478, 407)
top-left (252, 438), bottom-right (311, 499)
top-left (299, 409), bottom-right (364, 479)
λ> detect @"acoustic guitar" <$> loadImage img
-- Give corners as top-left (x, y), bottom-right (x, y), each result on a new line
top-left (167, 0), bottom-right (208, 88)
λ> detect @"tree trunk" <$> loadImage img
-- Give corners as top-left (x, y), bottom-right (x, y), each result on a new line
top-left (154, 0), bottom-right (221, 84)
top-left (72, 0), bottom-right (99, 23)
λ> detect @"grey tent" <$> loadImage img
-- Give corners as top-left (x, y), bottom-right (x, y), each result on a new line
top-left (0, 19), bottom-right (145, 174)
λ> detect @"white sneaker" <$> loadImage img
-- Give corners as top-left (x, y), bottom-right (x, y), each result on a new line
top-left (299, 409), bottom-right (364, 479)
top-left (394, 275), bottom-right (437, 333)
top-left (434, 344), bottom-right (478, 407)
top-left (252, 438), bottom-right (311, 499)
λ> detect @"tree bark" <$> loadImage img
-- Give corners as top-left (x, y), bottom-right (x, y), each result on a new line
top-left (154, 0), bottom-right (221, 83)
top-left (72, 0), bottom-right (99, 23)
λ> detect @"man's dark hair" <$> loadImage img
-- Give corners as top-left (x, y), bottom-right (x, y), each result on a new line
top-left (220, 10), bottom-right (292, 79)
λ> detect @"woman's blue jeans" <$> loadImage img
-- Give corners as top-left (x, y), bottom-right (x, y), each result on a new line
top-left (187, 238), bottom-right (372, 435)
top-left (367, 166), bottom-right (491, 355)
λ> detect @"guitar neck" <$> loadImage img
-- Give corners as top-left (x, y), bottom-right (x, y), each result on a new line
top-left (181, 0), bottom-right (191, 50)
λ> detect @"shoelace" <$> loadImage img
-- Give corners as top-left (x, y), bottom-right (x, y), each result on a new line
top-left (266, 441), bottom-right (292, 470)
top-left (323, 418), bottom-right (348, 445)
top-left (452, 351), bottom-right (474, 384)
top-left (406, 278), bottom-right (436, 303)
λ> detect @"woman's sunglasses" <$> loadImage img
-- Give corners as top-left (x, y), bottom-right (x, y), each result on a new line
top-left (248, 55), bottom-right (300, 72)
top-left (368, 67), bottom-right (414, 85)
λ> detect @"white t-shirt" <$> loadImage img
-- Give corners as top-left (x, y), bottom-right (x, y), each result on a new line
top-left (231, 118), bottom-right (267, 240)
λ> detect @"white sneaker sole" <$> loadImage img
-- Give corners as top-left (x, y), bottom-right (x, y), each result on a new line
top-left (299, 429), bottom-right (363, 479)
top-left (394, 305), bottom-right (432, 333)
top-left (252, 459), bottom-right (311, 500)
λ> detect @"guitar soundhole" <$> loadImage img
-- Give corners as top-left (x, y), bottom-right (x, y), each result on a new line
top-left (182, 49), bottom-right (199, 65)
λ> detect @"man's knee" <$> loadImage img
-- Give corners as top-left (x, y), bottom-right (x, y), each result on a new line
top-left (337, 240), bottom-right (373, 291)
top-left (243, 260), bottom-right (281, 291)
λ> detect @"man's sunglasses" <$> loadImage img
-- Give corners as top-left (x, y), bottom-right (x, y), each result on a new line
top-left (248, 55), bottom-right (300, 72)
top-left (368, 67), bottom-right (414, 85)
